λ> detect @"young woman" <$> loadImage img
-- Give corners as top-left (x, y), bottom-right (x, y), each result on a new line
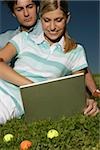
top-left (0, 0), bottom-right (99, 124)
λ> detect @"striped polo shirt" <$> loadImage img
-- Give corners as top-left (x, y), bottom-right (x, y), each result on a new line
top-left (10, 31), bottom-right (88, 83)
top-left (0, 31), bottom-right (88, 116)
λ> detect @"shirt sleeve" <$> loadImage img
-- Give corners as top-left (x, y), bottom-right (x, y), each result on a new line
top-left (69, 44), bottom-right (88, 72)
top-left (9, 31), bottom-right (28, 53)
top-left (0, 31), bottom-right (13, 48)
top-left (0, 29), bottom-right (20, 48)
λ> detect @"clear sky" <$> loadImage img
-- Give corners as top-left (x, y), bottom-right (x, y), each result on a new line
top-left (0, 0), bottom-right (99, 74)
top-left (68, 0), bottom-right (99, 74)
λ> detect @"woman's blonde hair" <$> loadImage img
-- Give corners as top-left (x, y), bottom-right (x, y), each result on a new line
top-left (40, 0), bottom-right (77, 53)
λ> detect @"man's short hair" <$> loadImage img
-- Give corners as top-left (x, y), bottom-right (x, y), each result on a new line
top-left (4, 0), bottom-right (40, 12)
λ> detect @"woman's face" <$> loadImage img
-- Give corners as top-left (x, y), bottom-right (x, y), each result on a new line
top-left (41, 8), bottom-right (67, 44)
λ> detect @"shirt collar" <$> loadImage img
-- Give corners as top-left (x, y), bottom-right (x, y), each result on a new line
top-left (15, 26), bottom-right (20, 33)
top-left (32, 32), bottom-right (64, 51)
top-left (19, 26), bottom-right (34, 33)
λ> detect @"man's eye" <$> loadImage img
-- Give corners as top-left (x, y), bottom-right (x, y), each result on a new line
top-left (27, 4), bottom-right (34, 8)
top-left (16, 8), bottom-right (23, 11)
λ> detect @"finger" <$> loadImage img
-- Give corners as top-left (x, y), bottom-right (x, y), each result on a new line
top-left (84, 100), bottom-right (97, 115)
top-left (86, 102), bottom-right (98, 116)
top-left (84, 104), bottom-right (93, 115)
top-left (86, 107), bottom-right (97, 116)
top-left (89, 108), bottom-right (100, 116)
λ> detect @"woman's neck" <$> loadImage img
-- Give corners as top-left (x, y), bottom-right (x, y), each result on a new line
top-left (44, 34), bottom-right (63, 46)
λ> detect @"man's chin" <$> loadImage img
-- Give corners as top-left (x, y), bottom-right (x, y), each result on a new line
top-left (22, 21), bottom-right (37, 29)
top-left (20, 24), bottom-right (34, 31)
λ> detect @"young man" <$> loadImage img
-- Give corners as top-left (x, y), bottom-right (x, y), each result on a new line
top-left (0, 0), bottom-right (42, 48)
top-left (0, 0), bottom-right (100, 98)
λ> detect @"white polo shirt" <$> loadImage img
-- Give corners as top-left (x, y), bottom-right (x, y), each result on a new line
top-left (10, 31), bottom-right (88, 82)
top-left (0, 31), bottom-right (88, 119)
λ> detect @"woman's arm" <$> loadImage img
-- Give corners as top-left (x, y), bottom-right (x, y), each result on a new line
top-left (85, 69), bottom-right (96, 92)
top-left (85, 68), bottom-right (100, 97)
top-left (73, 69), bottom-right (100, 98)
top-left (0, 61), bottom-right (33, 86)
top-left (0, 43), bottom-right (16, 63)
top-left (0, 43), bottom-right (33, 86)
top-left (72, 69), bottom-right (99, 116)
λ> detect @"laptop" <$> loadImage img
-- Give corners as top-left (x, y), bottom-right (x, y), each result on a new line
top-left (20, 73), bottom-right (86, 122)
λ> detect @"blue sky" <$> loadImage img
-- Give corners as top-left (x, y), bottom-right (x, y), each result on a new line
top-left (0, 0), bottom-right (99, 74)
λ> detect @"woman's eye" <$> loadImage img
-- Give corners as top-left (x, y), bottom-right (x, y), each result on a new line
top-left (44, 19), bottom-right (50, 22)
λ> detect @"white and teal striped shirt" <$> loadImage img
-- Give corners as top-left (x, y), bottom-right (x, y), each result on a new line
top-left (0, 31), bottom-right (88, 116)
top-left (10, 31), bottom-right (88, 83)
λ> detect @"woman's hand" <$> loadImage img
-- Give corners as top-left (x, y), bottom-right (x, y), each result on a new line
top-left (84, 99), bottom-right (99, 116)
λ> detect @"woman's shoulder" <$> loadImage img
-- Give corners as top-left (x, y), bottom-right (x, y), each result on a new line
top-left (10, 31), bottom-right (28, 42)
top-left (76, 43), bottom-right (85, 49)
top-left (17, 31), bottom-right (29, 39)
top-left (73, 43), bottom-right (85, 52)
top-left (68, 43), bottom-right (86, 56)
top-left (28, 32), bottom-right (44, 44)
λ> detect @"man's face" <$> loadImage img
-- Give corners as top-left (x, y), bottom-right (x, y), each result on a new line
top-left (41, 8), bottom-right (67, 45)
top-left (13, 0), bottom-right (38, 30)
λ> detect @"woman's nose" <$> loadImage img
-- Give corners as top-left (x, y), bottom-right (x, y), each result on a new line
top-left (50, 21), bottom-right (56, 31)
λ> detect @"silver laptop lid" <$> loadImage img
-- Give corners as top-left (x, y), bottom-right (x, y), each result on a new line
top-left (20, 73), bottom-right (86, 122)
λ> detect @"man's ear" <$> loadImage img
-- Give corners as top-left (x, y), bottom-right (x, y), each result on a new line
top-left (37, 6), bottom-right (40, 14)
top-left (12, 13), bottom-right (16, 17)
top-left (66, 12), bottom-right (71, 24)
top-left (36, 6), bottom-right (40, 19)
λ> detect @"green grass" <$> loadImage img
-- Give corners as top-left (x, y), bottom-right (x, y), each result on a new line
top-left (0, 114), bottom-right (99, 150)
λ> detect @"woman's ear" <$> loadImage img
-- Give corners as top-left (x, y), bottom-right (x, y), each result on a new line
top-left (66, 12), bottom-right (71, 24)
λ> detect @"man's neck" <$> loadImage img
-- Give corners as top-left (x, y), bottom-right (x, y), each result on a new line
top-left (20, 26), bottom-right (33, 32)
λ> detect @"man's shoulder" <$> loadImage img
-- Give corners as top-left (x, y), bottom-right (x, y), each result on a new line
top-left (0, 27), bottom-right (20, 48)
top-left (0, 28), bottom-right (20, 37)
